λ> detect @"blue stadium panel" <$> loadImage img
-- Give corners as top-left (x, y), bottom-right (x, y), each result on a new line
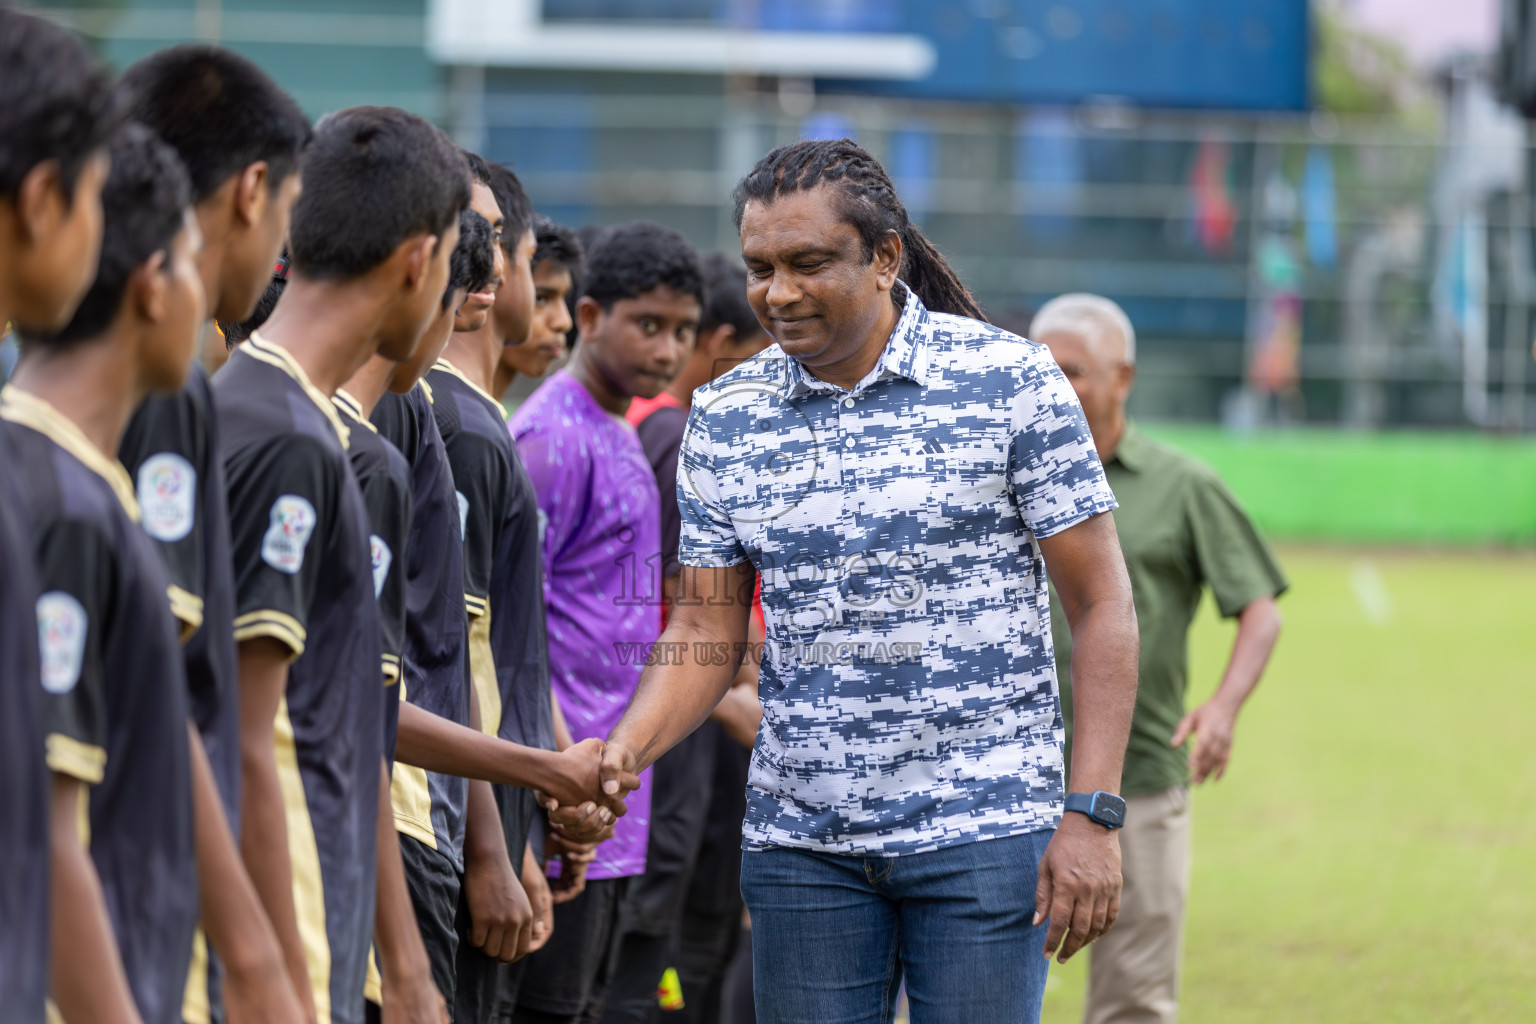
top-left (875, 0), bottom-right (1310, 111)
top-left (543, 0), bottom-right (1308, 112)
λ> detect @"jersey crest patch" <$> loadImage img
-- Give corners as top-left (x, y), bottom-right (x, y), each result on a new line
top-left (456, 490), bottom-right (469, 539)
top-left (261, 494), bottom-right (317, 575)
top-left (137, 452), bottom-right (196, 542)
top-left (37, 591), bottom-right (88, 694)
top-left (370, 534), bottom-right (392, 598)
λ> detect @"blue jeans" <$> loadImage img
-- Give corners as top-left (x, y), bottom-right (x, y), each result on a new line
top-left (740, 829), bottom-right (1055, 1024)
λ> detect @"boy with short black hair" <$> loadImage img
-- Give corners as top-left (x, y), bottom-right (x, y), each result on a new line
top-left (113, 44), bottom-right (314, 1024)
top-left (7, 123), bottom-right (206, 1024)
top-left (215, 105), bottom-right (468, 1024)
top-left (493, 216), bottom-right (584, 396)
top-left (429, 156), bottom-right (560, 1022)
top-left (356, 204), bottom-right (613, 1013)
top-left (510, 221), bottom-right (704, 1024)
top-left (0, 12), bottom-right (122, 1022)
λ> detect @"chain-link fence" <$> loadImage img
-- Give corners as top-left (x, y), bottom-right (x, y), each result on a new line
top-left (465, 78), bottom-right (1536, 432)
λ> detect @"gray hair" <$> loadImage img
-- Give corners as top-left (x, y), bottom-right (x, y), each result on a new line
top-left (1029, 293), bottom-right (1136, 365)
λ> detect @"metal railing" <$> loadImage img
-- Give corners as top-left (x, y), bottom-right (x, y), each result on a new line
top-left (462, 83), bottom-right (1536, 432)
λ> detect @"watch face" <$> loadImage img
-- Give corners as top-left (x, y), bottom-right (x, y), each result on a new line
top-left (1092, 793), bottom-right (1127, 828)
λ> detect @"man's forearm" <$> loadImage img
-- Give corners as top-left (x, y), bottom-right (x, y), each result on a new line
top-left (394, 701), bottom-right (567, 793)
top-left (49, 775), bottom-right (142, 1024)
top-left (1210, 596), bottom-right (1282, 715)
top-left (188, 722), bottom-right (288, 983)
top-left (1065, 595), bottom-right (1139, 793)
top-left (608, 618), bottom-right (743, 771)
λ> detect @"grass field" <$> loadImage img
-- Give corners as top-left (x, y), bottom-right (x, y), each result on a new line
top-left (1039, 546), bottom-right (1536, 1023)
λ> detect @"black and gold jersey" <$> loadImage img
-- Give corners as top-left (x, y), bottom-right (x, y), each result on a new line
top-left (215, 336), bottom-right (383, 1024)
top-left (372, 382), bottom-right (470, 866)
top-left (119, 365), bottom-right (242, 823)
top-left (0, 426), bottom-right (49, 1024)
top-left (1, 386), bottom-right (196, 1024)
top-left (333, 389), bottom-right (411, 761)
top-left (427, 360), bottom-right (555, 863)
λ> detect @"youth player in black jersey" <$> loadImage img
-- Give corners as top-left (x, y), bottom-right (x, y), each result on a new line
top-left (0, 12), bottom-right (120, 1023)
top-left (380, 192), bottom-right (619, 1020)
top-left (7, 124), bottom-right (206, 1024)
top-left (436, 156), bottom-right (612, 1020)
top-left (216, 107), bottom-right (468, 1024)
top-left (492, 216), bottom-right (583, 399)
top-left (113, 46), bottom-right (313, 1024)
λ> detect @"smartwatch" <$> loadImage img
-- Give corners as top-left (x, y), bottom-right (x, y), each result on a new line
top-left (1064, 791), bottom-right (1127, 830)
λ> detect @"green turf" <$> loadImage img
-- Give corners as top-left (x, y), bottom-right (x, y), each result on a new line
top-left (1041, 546), bottom-right (1536, 1024)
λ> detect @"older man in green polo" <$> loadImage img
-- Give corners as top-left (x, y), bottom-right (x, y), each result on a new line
top-left (1034, 294), bottom-right (1287, 1024)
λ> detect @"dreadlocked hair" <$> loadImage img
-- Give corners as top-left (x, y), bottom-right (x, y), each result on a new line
top-left (731, 138), bottom-right (985, 322)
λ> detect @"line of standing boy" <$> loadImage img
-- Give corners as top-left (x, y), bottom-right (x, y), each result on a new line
top-left (0, 13), bottom-right (712, 1024)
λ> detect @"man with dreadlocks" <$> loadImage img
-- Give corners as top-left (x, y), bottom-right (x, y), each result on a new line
top-left (597, 138), bottom-right (1139, 1023)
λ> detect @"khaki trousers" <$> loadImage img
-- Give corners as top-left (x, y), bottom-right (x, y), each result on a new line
top-left (1084, 786), bottom-right (1192, 1024)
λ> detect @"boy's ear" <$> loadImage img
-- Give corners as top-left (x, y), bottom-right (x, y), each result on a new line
top-left (15, 160), bottom-right (67, 243)
top-left (575, 294), bottom-right (604, 339)
top-left (130, 251), bottom-right (171, 324)
top-left (398, 234), bottom-right (436, 295)
top-left (232, 162), bottom-right (271, 230)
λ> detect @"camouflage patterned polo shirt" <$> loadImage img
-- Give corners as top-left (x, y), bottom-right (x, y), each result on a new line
top-left (678, 286), bottom-right (1117, 856)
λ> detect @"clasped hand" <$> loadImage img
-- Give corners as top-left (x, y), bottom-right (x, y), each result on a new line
top-left (536, 737), bottom-right (641, 843)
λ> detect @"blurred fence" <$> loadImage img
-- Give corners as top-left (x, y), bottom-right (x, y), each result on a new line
top-left (465, 81), bottom-right (1536, 432)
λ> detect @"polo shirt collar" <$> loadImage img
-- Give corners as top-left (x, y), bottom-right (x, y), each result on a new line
top-left (1109, 420), bottom-right (1149, 473)
top-left (784, 283), bottom-right (931, 400)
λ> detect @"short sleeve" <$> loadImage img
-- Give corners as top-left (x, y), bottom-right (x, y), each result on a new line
top-left (1186, 469), bottom-right (1289, 617)
top-left (676, 404), bottom-right (748, 568)
top-left (226, 435), bottom-right (338, 658)
top-left (33, 519), bottom-right (116, 784)
top-left (360, 458), bottom-right (413, 683)
top-left (1007, 353), bottom-right (1118, 538)
top-left (120, 389), bottom-right (207, 641)
top-left (443, 430), bottom-right (510, 617)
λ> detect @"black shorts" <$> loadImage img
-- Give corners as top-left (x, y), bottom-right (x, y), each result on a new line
top-left (400, 834), bottom-right (461, 1009)
top-left (510, 877), bottom-right (631, 1023)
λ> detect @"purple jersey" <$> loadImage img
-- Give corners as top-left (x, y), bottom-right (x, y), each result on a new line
top-left (511, 370), bottom-right (660, 880)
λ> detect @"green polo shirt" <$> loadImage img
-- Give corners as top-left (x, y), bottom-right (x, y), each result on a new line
top-left (1050, 423), bottom-right (1288, 797)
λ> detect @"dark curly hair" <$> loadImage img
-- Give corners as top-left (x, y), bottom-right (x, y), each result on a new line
top-left (533, 215), bottom-right (585, 284)
top-left (731, 138), bottom-right (984, 322)
top-left (580, 221), bottom-right (703, 312)
top-left (219, 248), bottom-right (287, 348)
top-left (445, 208), bottom-right (495, 310)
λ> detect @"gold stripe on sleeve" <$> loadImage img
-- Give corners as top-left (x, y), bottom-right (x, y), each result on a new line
top-left (232, 610), bottom-right (307, 659)
top-left (46, 733), bottom-right (106, 784)
top-left (168, 585), bottom-right (205, 644)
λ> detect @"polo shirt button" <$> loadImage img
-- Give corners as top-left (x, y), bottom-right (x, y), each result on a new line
top-left (844, 436), bottom-right (855, 449)
top-left (843, 397), bottom-right (855, 409)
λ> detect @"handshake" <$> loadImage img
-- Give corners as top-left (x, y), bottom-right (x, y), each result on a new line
top-left (533, 737), bottom-right (645, 843)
